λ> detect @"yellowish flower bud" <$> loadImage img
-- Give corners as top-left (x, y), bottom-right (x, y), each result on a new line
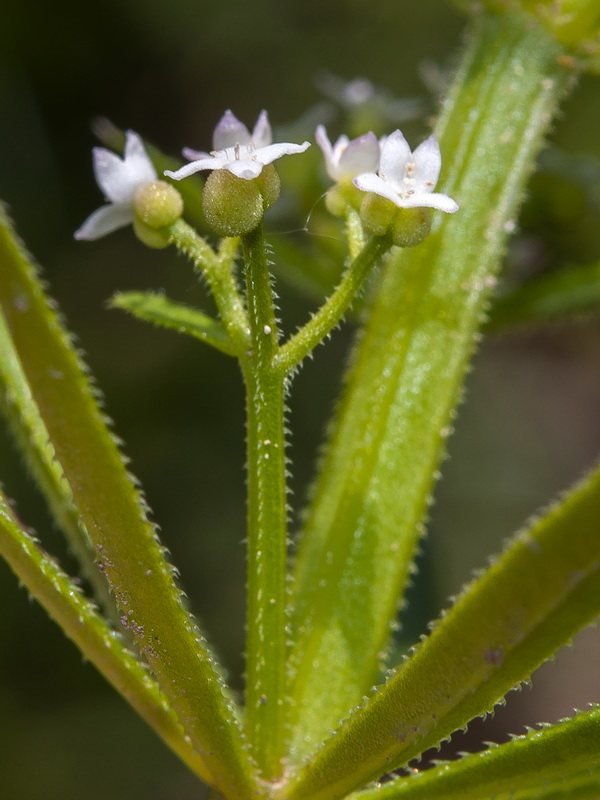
top-left (133, 219), bottom-right (171, 249)
top-left (132, 181), bottom-right (183, 229)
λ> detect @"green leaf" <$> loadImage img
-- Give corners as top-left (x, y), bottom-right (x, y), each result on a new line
top-left (287, 10), bottom-right (573, 763)
top-left (0, 203), bottom-right (257, 800)
top-left (0, 303), bottom-right (116, 617)
top-left (486, 262), bottom-right (600, 333)
top-left (356, 706), bottom-right (600, 800)
top-left (0, 488), bottom-right (212, 784)
top-left (283, 465), bottom-right (600, 800)
top-left (110, 291), bottom-right (236, 355)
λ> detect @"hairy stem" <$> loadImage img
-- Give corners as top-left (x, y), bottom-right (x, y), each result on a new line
top-left (170, 219), bottom-right (250, 353)
top-left (275, 234), bottom-right (391, 376)
top-left (241, 225), bottom-right (289, 778)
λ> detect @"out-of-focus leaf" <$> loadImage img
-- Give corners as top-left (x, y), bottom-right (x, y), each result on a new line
top-left (486, 262), bottom-right (600, 332)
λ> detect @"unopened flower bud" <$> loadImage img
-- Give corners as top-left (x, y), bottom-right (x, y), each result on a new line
top-left (132, 181), bottom-right (183, 229)
top-left (133, 219), bottom-right (172, 249)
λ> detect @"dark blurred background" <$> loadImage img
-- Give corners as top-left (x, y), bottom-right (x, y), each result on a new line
top-left (1, 1), bottom-right (599, 797)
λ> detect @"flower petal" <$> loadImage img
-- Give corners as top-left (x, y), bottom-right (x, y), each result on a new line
top-left (338, 132), bottom-right (380, 179)
top-left (74, 203), bottom-right (133, 240)
top-left (165, 156), bottom-right (228, 180)
top-left (379, 130), bottom-right (411, 186)
top-left (92, 148), bottom-right (129, 203)
top-left (92, 132), bottom-right (156, 204)
top-left (315, 125), bottom-right (334, 162)
top-left (213, 110), bottom-right (252, 150)
top-left (255, 140), bottom-right (311, 166)
top-left (353, 172), bottom-right (401, 206)
top-left (401, 192), bottom-right (459, 213)
top-left (225, 160), bottom-right (265, 180)
top-left (123, 131), bottom-right (157, 182)
top-left (182, 147), bottom-right (211, 161)
top-left (252, 110), bottom-right (272, 148)
top-left (316, 126), bottom-right (339, 180)
top-left (331, 135), bottom-right (350, 160)
top-left (117, 133), bottom-right (157, 201)
top-left (412, 135), bottom-right (442, 194)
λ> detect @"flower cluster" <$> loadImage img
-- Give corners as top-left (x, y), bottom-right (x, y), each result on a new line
top-left (316, 126), bottom-right (458, 214)
top-left (76, 109), bottom-right (457, 244)
top-left (315, 125), bottom-right (380, 183)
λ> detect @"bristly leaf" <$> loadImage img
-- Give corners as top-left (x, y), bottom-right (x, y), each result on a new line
top-left (0, 488), bottom-right (212, 784)
top-left (356, 705), bottom-right (600, 800)
top-left (283, 465), bottom-right (600, 800)
top-left (0, 204), bottom-right (258, 800)
top-left (0, 306), bottom-right (116, 617)
top-left (286, 10), bottom-right (573, 763)
top-left (110, 291), bottom-right (236, 355)
top-left (486, 262), bottom-right (600, 333)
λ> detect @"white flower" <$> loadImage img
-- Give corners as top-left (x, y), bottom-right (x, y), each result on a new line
top-left (165, 110), bottom-right (310, 182)
top-left (353, 130), bottom-right (458, 214)
top-left (75, 131), bottom-right (157, 240)
top-left (315, 125), bottom-right (380, 182)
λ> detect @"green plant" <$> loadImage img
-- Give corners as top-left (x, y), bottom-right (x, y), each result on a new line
top-left (1, 2), bottom-right (599, 799)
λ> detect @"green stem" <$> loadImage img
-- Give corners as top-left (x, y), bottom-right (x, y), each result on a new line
top-left (169, 220), bottom-right (250, 353)
top-left (241, 225), bottom-right (289, 778)
top-left (275, 235), bottom-right (391, 376)
top-left (0, 310), bottom-right (117, 622)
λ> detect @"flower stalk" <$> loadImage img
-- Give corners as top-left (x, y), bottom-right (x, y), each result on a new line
top-left (169, 219), bottom-right (250, 353)
top-left (275, 233), bottom-right (392, 376)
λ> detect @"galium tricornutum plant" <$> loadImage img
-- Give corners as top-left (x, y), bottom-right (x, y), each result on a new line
top-left (1, 1), bottom-right (600, 798)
